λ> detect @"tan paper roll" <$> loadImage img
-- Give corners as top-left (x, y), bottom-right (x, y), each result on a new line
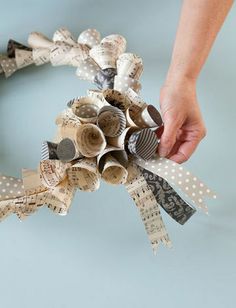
top-left (101, 154), bottom-right (128, 185)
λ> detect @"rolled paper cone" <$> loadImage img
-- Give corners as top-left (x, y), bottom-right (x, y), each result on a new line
top-left (117, 53), bottom-right (143, 80)
top-left (38, 159), bottom-right (68, 188)
top-left (32, 48), bottom-right (50, 65)
top-left (141, 105), bottom-right (163, 128)
top-left (102, 89), bottom-right (132, 112)
top-left (28, 32), bottom-right (53, 49)
top-left (127, 128), bottom-right (159, 160)
top-left (125, 88), bottom-right (147, 108)
top-left (100, 34), bottom-right (127, 55)
top-left (126, 105), bottom-right (141, 127)
top-left (7, 39), bottom-right (32, 58)
top-left (97, 146), bottom-right (128, 173)
top-left (67, 157), bottom-right (100, 192)
top-left (113, 75), bottom-right (141, 94)
top-left (94, 68), bottom-right (117, 89)
top-left (89, 42), bottom-right (118, 69)
top-left (57, 138), bottom-right (82, 162)
top-left (78, 29), bottom-right (101, 48)
top-left (0, 57), bottom-right (17, 77)
top-left (71, 96), bottom-right (103, 123)
top-left (67, 44), bottom-right (90, 66)
top-left (41, 141), bottom-right (59, 160)
top-left (97, 105), bottom-right (126, 137)
top-left (55, 109), bottom-right (82, 141)
top-left (76, 124), bottom-right (106, 157)
top-left (53, 28), bottom-right (76, 45)
top-left (87, 89), bottom-right (107, 102)
top-left (101, 154), bottom-right (128, 185)
top-left (15, 49), bottom-right (34, 69)
top-left (106, 127), bottom-right (136, 148)
top-left (75, 58), bottom-right (100, 81)
top-left (50, 41), bottom-right (72, 66)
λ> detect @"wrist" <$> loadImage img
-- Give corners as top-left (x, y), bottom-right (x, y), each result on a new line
top-left (164, 66), bottom-right (198, 88)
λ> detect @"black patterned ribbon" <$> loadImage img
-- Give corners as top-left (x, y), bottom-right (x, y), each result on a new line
top-left (139, 166), bottom-right (196, 225)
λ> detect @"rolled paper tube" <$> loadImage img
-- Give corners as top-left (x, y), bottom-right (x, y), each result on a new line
top-left (100, 34), bottom-right (126, 55)
top-left (97, 146), bottom-right (128, 173)
top-left (128, 128), bottom-right (159, 161)
top-left (32, 48), bottom-right (50, 65)
top-left (126, 105), bottom-right (142, 127)
top-left (49, 41), bottom-right (73, 66)
top-left (87, 89), bottom-right (107, 102)
top-left (71, 96), bottom-right (103, 123)
top-left (89, 42), bottom-right (117, 69)
top-left (28, 32), bottom-right (53, 49)
top-left (0, 57), bottom-right (17, 77)
top-left (101, 154), bottom-right (128, 185)
top-left (140, 105), bottom-right (163, 128)
top-left (41, 141), bottom-right (59, 160)
top-left (117, 53), bottom-right (143, 80)
top-left (97, 105), bottom-right (126, 137)
top-left (106, 127), bottom-right (132, 148)
top-left (77, 29), bottom-right (101, 48)
top-left (67, 158), bottom-right (100, 192)
top-left (15, 49), bottom-right (34, 69)
top-left (113, 75), bottom-right (141, 94)
top-left (66, 44), bottom-right (90, 67)
top-left (102, 89), bottom-right (132, 112)
top-left (57, 138), bottom-right (82, 162)
top-left (39, 159), bottom-right (68, 188)
top-left (75, 58), bottom-right (100, 81)
top-left (76, 124), bottom-right (106, 157)
top-left (94, 68), bottom-right (117, 89)
top-left (125, 88), bottom-right (147, 108)
top-left (7, 39), bottom-right (32, 58)
top-left (55, 108), bottom-right (81, 127)
top-left (52, 28), bottom-right (76, 45)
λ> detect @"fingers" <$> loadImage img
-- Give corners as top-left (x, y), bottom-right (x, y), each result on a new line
top-left (168, 138), bottom-right (200, 163)
top-left (158, 116), bottom-right (182, 158)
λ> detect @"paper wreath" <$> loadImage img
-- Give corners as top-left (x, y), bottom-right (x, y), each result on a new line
top-left (0, 28), bottom-right (217, 254)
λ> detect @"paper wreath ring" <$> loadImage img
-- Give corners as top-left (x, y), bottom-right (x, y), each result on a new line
top-left (0, 28), bottom-right (217, 254)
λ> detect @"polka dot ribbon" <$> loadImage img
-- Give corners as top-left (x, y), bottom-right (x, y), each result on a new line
top-left (134, 155), bottom-right (217, 213)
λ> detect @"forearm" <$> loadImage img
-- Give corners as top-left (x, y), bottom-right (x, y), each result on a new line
top-left (166, 0), bottom-right (233, 83)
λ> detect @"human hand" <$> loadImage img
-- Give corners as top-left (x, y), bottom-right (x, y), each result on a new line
top-left (157, 77), bottom-right (207, 164)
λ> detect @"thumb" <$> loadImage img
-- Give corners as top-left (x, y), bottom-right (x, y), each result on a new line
top-left (158, 116), bottom-right (180, 158)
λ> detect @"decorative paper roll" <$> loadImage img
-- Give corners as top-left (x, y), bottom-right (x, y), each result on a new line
top-left (71, 96), bottom-right (103, 123)
top-left (117, 53), bottom-right (143, 80)
top-left (7, 39), bottom-right (32, 58)
top-left (140, 105), bottom-right (163, 128)
top-left (75, 57), bottom-right (100, 81)
top-left (39, 159), bottom-right (68, 188)
top-left (52, 28), bottom-right (76, 45)
top-left (28, 32), bottom-right (53, 49)
top-left (67, 157), bottom-right (100, 192)
top-left (128, 128), bottom-right (159, 160)
top-left (76, 124), bottom-right (106, 157)
top-left (41, 141), bottom-right (58, 160)
top-left (94, 68), bottom-right (117, 89)
top-left (77, 29), bottom-right (101, 48)
top-left (89, 42), bottom-right (118, 69)
top-left (100, 34), bottom-right (126, 55)
top-left (102, 89), bottom-right (132, 112)
top-left (113, 75), bottom-right (141, 93)
top-left (57, 138), bottom-right (82, 162)
top-left (15, 49), bottom-right (34, 69)
top-left (97, 105), bottom-right (126, 137)
top-left (101, 154), bottom-right (128, 185)
top-left (97, 146), bottom-right (128, 173)
top-left (32, 48), bottom-right (50, 65)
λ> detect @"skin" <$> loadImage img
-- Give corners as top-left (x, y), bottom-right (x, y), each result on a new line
top-left (158, 0), bottom-right (234, 163)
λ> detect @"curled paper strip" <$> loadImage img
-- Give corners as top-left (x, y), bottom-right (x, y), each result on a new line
top-left (0, 27), bottom-right (217, 254)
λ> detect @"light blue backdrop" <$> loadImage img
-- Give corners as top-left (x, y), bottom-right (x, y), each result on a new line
top-left (0, 1), bottom-right (235, 307)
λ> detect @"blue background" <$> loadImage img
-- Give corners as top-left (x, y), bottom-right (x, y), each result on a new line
top-left (0, 1), bottom-right (235, 307)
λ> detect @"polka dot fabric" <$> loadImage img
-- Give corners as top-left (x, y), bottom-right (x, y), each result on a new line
top-left (0, 174), bottom-right (25, 201)
top-left (135, 156), bottom-right (217, 213)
